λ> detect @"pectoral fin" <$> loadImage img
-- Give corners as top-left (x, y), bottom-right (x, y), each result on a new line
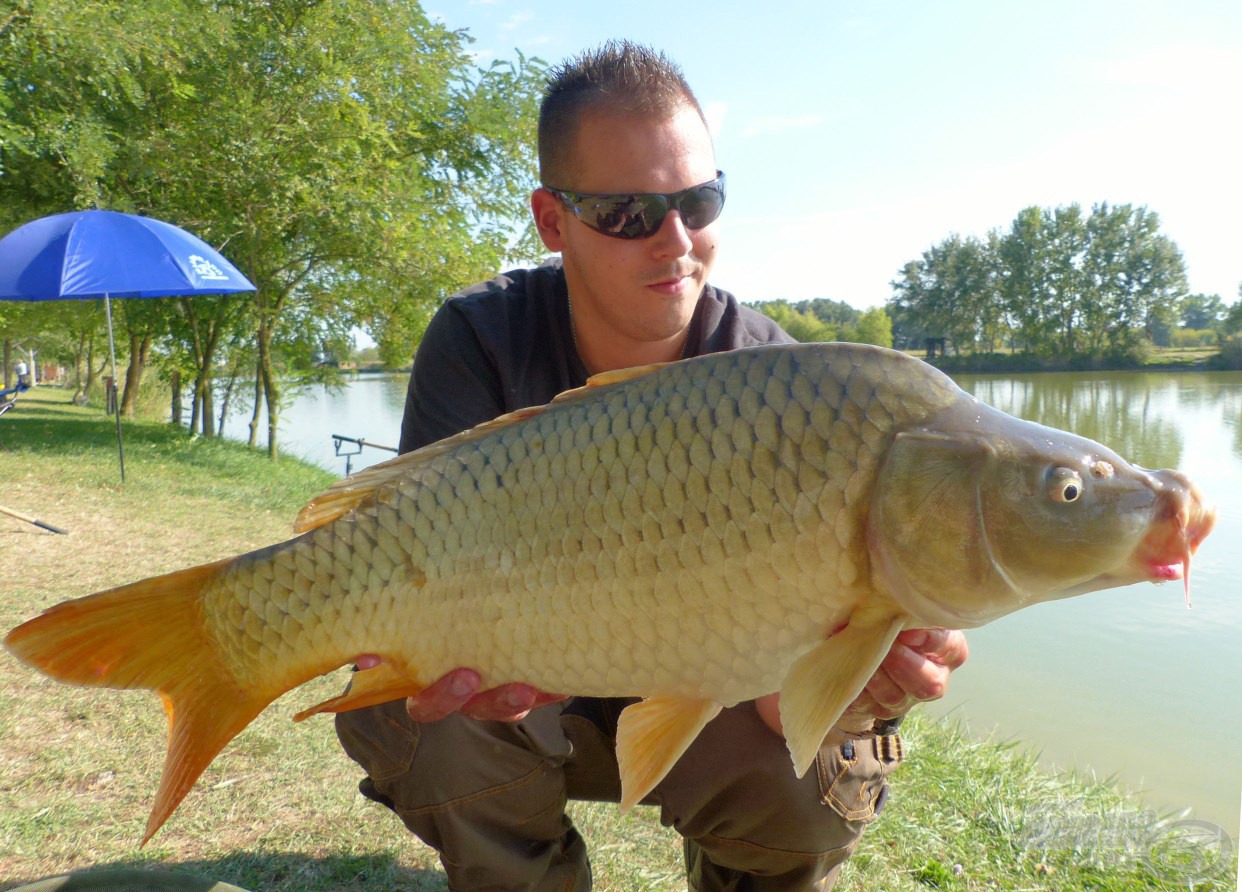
top-left (779, 612), bottom-right (906, 777)
top-left (293, 660), bottom-right (424, 721)
top-left (615, 696), bottom-right (723, 812)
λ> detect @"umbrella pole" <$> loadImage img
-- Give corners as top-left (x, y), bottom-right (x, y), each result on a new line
top-left (104, 293), bottom-right (126, 483)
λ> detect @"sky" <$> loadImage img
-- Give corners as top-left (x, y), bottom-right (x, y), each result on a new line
top-left (429, 0), bottom-right (1242, 311)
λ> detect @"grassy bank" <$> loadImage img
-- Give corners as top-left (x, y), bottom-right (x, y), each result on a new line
top-left (0, 389), bottom-right (1233, 890)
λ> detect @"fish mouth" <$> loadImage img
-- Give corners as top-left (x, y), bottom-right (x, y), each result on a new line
top-left (1054, 475), bottom-right (1216, 605)
top-left (1132, 473), bottom-right (1216, 605)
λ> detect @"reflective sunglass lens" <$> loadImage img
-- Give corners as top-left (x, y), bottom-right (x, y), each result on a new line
top-left (552, 173), bottom-right (725, 239)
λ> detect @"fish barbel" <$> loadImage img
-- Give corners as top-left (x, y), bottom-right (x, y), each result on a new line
top-left (4, 343), bottom-right (1215, 842)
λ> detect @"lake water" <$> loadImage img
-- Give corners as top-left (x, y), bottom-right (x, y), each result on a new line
top-left (220, 366), bottom-right (1242, 836)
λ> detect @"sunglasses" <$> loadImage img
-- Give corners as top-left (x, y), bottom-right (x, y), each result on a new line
top-left (544, 171), bottom-right (726, 240)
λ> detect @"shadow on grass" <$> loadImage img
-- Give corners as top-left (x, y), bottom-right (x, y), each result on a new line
top-left (0, 851), bottom-right (446, 892)
top-left (0, 387), bottom-right (334, 509)
top-left (1, 393), bottom-right (192, 456)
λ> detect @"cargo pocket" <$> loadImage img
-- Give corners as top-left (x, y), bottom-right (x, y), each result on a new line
top-left (816, 733), bottom-right (904, 824)
top-left (335, 698), bottom-right (421, 783)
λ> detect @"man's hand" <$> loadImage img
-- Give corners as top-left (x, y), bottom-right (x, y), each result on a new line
top-left (753, 628), bottom-right (969, 737)
top-left (404, 667), bottom-right (568, 723)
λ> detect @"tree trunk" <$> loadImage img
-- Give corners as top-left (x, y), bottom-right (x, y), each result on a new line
top-left (181, 297), bottom-right (222, 437)
top-left (247, 356), bottom-right (262, 447)
top-left (120, 333), bottom-right (152, 418)
top-left (170, 370), bottom-right (183, 426)
top-left (199, 370), bottom-right (215, 437)
top-left (257, 319), bottom-right (280, 460)
top-left (216, 355), bottom-right (243, 438)
top-left (188, 380), bottom-right (201, 434)
top-left (3, 339), bottom-right (10, 389)
top-left (71, 332), bottom-right (87, 403)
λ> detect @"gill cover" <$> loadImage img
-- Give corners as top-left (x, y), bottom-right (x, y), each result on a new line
top-left (868, 428), bottom-right (1011, 627)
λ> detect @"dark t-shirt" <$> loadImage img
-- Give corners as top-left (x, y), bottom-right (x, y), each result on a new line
top-left (399, 259), bottom-right (793, 453)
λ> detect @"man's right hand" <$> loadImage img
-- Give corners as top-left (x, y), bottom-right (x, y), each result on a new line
top-left (405, 667), bottom-right (567, 722)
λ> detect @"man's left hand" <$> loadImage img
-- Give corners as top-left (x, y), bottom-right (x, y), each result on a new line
top-left (754, 628), bottom-right (969, 736)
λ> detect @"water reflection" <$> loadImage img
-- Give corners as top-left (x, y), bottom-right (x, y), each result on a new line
top-left (959, 372), bottom-right (1185, 470)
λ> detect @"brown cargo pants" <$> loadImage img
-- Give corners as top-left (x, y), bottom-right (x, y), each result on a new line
top-left (335, 695), bottom-right (902, 891)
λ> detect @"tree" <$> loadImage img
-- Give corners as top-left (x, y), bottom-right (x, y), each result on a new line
top-left (1180, 293), bottom-right (1227, 331)
top-left (2, 0), bottom-right (545, 457)
top-left (748, 300), bottom-right (836, 342)
top-left (889, 233), bottom-right (996, 353)
top-left (1223, 287), bottom-right (1242, 338)
top-left (849, 307), bottom-right (893, 348)
top-left (1081, 203), bottom-right (1185, 353)
top-left (897, 202), bottom-right (1189, 359)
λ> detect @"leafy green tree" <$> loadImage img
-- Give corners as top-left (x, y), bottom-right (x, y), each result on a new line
top-left (1223, 287), bottom-right (1242, 337)
top-left (889, 233), bottom-right (995, 353)
top-left (2, 0), bottom-right (545, 458)
top-left (898, 202), bottom-right (1189, 359)
top-left (748, 300), bottom-right (837, 342)
top-left (794, 298), bottom-right (860, 329)
top-left (1180, 293), bottom-right (1227, 330)
top-left (1081, 203), bottom-right (1185, 353)
top-left (849, 307), bottom-right (893, 348)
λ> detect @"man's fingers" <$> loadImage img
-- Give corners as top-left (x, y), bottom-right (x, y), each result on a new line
top-left (404, 672), bottom-right (566, 724)
top-left (895, 628), bottom-right (970, 670)
top-left (405, 668), bottom-right (481, 722)
top-left (861, 665), bottom-right (915, 716)
top-left (459, 683), bottom-right (540, 721)
top-left (880, 642), bottom-right (949, 703)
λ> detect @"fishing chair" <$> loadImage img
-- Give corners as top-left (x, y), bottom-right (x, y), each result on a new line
top-left (0, 380), bottom-right (27, 418)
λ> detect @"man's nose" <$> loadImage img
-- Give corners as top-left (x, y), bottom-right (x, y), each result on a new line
top-left (649, 210), bottom-right (695, 255)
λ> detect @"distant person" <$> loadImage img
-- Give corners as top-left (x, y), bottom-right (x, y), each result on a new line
top-left (335, 41), bottom-right (968, 891)
top-left (14, 359), bottom-right (30, 389)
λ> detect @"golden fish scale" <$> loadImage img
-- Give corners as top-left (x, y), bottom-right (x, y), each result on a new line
top-left (202, 346), bottom-right (960, 705)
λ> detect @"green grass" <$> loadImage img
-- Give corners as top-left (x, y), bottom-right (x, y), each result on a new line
top-left (0, 389), bottom-right (1235, 891)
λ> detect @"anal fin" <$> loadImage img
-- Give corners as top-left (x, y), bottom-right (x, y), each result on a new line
top-left (615, 696), bottom-right (722, 813)
top-left (779, 611), bottom-right (906, 777)
top-left (293, 661), bottom-right (424, 722)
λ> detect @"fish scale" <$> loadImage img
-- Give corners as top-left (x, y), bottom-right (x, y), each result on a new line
top-left (5, 342), bottom-right (1214, 842)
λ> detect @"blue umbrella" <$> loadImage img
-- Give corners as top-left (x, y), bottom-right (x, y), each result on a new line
top-left (0, 210), bottom-right (256, 482)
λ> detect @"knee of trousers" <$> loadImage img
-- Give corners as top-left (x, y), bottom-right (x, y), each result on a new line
top-left (658, 708), bottom-right (903, 872)
top-left (334, 698), bottom-right (573, 818)
top-left (336, 700), bottom-right (588, 890)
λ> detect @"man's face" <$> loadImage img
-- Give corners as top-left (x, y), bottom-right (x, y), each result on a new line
top-left (532, 104), bottom-right (720, 371)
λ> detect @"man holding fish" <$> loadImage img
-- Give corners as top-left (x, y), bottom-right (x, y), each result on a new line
top-left (335, 41), bottom-right (970, 891)
top-left (7, 39), bottom-right (1211, 892)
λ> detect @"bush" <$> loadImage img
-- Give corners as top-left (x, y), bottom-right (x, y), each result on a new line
top-left (1170, 328), bottom-right (1217, 348)
top-left (1209, 335), bottom-right (1242, 369)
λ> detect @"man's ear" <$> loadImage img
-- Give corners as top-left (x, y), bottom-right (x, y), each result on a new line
top-left (531, 188), bottom-right (568, 252)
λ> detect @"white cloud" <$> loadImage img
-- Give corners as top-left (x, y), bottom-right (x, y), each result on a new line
top-left (500, 11), bottom-right (534, 31)
top-left (740, 114), bottom-right (823, 139)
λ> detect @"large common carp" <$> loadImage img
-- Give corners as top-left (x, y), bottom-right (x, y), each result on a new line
top-left (5, 343), bottom-right (1214, 842)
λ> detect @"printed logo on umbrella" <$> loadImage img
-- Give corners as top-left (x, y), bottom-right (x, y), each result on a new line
top-left (189, 254), bottom-right (230, 281)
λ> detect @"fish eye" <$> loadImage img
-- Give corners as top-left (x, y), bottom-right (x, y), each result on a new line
top-left (1047, 468), bottom-right (1084, 504)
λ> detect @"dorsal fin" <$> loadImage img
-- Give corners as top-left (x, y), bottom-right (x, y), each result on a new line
top-left (552, 361), bottom-right (673, 401)
top-left (292, 360), bottom-right (674, 534)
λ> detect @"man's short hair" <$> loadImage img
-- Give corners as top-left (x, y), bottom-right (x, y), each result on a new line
top-left (538, 40), bottom-right (708, 187)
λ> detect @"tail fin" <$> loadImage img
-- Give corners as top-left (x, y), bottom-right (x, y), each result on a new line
top-left (4, 559), bottom-right (275, 843)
